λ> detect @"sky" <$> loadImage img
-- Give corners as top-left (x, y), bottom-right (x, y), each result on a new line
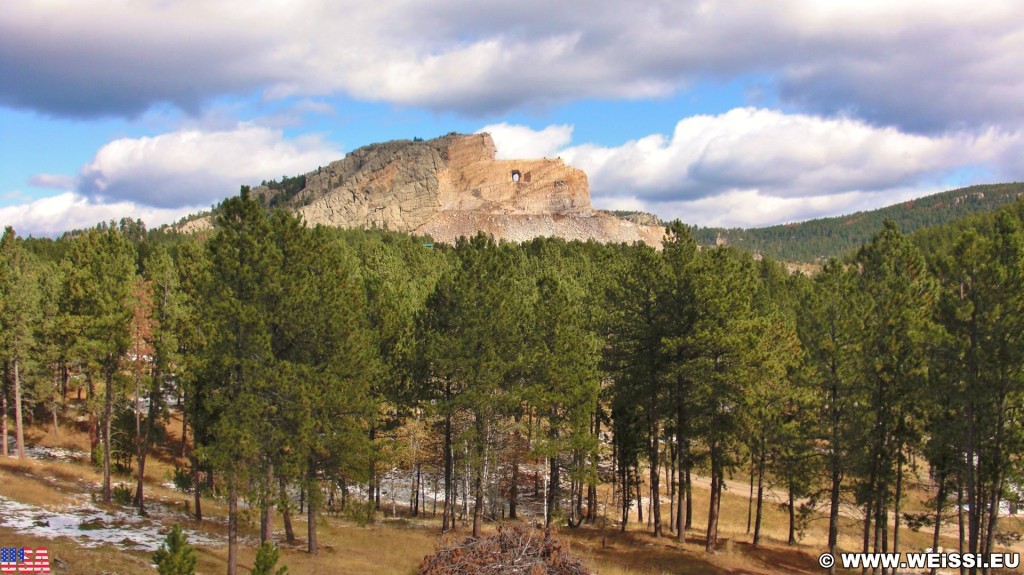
top-left (3, 1), bottom-right (1024, 236)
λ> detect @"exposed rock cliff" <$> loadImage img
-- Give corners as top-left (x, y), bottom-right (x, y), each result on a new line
top-left (186, 133), bottom-right (663, 246)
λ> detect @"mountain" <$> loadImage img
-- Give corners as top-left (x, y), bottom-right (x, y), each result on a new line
top-left (179, 132), bottom-right (664, 246)
top-left (692, 183), bottom-right (1024, 262)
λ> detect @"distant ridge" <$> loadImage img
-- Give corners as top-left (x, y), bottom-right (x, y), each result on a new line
top-left (692, 183), bottom-right (1024, 262)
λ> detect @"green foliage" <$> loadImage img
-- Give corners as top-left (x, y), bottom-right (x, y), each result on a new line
top-left (153, 524), bottom-right (197, 575)
top-left (693, 183), bottom-right (1024, 262)
top-left (112, 484), bottom-right (133, 506)
top-left (6, 187), bottom-right (1024, 559)
top-left (263, 174), bottom-right (308, 208)
top-left (252, 543), bottom-right (289, 575)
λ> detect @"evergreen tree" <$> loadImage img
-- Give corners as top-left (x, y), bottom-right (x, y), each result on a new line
top-left (134, 246), bottom-right (182, 515)
top-left (931, 209), bottom-right (1024, 565)
top-left (851, 221), bottom-right (936, 562)
top-left (153, 524), bottom-right (197, 575)
top-left (685, 246), bottom-right (759, 552)
top-left (795, 259), bottom-right (865, 570)
top-left (0, 227), bottom-right (41, 459)
top-left (420, 234), bottom-right (525, 537)
top-left (65, 225), bottom-right (137, 503)
top-left (203, 188), bottom-right (280, 574)
top-left (252, 542), bottom-right (288, 575)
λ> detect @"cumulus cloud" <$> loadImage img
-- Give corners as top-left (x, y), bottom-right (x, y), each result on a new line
top-left (644, 188), bottom-right (935, 229)
top-left (75, 124), bottom-right (342, 208)
top-left (0, 192), bottom-right (197, 237)
top-left (28, 173), bottom-right (74, 190)
top-left (3, 1), bottom-right (1024, 132)
top-left (488, 110), bottom-right (1022, 227)
top-left (480, 122), bottom-right (574, 159)
top-left (561, 108), bottom-right (1012, 202)
top-left (2, 123), bottom-right (344, 235)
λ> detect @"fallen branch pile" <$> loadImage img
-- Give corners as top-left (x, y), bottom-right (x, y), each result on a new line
top-left (418, 524), bottom-right (591, 575)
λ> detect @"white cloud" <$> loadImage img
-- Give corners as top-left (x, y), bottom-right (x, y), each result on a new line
top-left (3, 1), bottom-right (1024, 132)
top-left (480, 122), bottom-right (573, 159)
top-left (487, 111), bottom-right (1023, 227)
top-left (76, 124), bottom-right (342, 208)
top-left (559, 109), bottom-right (1016, 201)
top-left (0, 192), bottom-right (197, 237)
top-left (638, 187), bottom-right (934, 229)
top-left (28, 173), bottom-right (74, 190)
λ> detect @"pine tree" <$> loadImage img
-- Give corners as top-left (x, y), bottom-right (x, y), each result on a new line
top-left (203, 187), bottom-right (281, 574)
top-left (795, 259), bottom-right (864, 570)
top-left (134, 246), bottom-right (182, 515)
top-left (65, 225), bottom-right (137, 502)
top-left (252, 543), bottom-right (288, 575)
top-left (153, 524), bottom-right (197, 575)
top-left (931, 209), bottom-right (1024, 563)
top-left (685, 246), bottom-right (759, 552)
top-left (0, 227), bottom-right (42, 460)
top-left (851, 221), bottom-right (936, 561)
top-left (420, 234), bottom-right (524, 537)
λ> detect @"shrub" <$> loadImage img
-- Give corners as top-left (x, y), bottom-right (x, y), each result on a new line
top-left (153, 524), bottom-right (197, 575)
top-left (112, 483), bottom-right (133, 506)
top-left (252, 542), bottom-right (288, 575)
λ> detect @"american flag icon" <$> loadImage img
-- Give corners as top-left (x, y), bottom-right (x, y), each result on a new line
top-left (0, 548), bottom-right (50, 573)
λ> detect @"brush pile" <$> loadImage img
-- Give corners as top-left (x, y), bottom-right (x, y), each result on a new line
top-left (418, 524), bottom-right (591, 575)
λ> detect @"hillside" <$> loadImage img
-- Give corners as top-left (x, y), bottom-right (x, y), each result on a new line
top-left (692, 183), bottom-right (1024, 262)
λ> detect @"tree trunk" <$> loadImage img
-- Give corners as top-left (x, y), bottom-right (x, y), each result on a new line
top-left (14, 359), bottom-right (25, 460)
top-left (828, 427), bottom-right (842, 574)
top-left (649, 421), bottom-right (662, 537)
top-left (547, 454), bottom-right (560, 526)
top-left (281, 479), bottom-right (295, 543)
top-left (135, 371), bottom-right (160, 515)
top-left (308, 476), bottom-right (318, 555)
top-left (228, 483), bottom-right (238, 575)
top-left (893, 443), bottom-right (904, 559)
top-left (747, 451), bottom-right (754, 534)
top-left (620, 457), bottom-right (629, 532)
top-left (706, 444), bottom-right (721, 553)
top-left (88, 372), bottom-right (97, 450)
top-left (442, 408), bottom-right (453, 533)
top-left (473, 415), bottom-right (485, 538)
top-left (510, 446), bottom-right (519, 520)
top-left (669, 437), bottom-right (676, 532)
top-left (788, 479), bottom-right (797, 545)
top-left (102, 367), bottom-right (113, 504)
top-left (588, 410), bottom-right (600, 523)
top-left (368, 424), bottom-right (377, 510)
top-left (180, 394), bottom-right (188, 458)
top-left (754, 440), bottom-right (766, 546)
top-left (676, 434), bottom-right (687, 543)
top-left (261, 463), bottom-right (273, 544)
top-left (191, 454), bottom-right (203, 521)
top-left (635, 463), bottom-right (643, 525)
top-left (2, 361), bottom-right (8, 458)
top-left (931, 470), bottom-right (947, 575)
top-left (685, 465), bottom-right (693, 530)
top-left (958, 480), bottom-right (966, 575)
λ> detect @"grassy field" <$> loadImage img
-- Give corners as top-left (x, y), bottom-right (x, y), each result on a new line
top-left (2, 412), bottom-right (1021, 575)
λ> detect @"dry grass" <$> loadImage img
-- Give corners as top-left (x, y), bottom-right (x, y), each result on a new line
top-left (3, 413), bottom-right (1020, 575)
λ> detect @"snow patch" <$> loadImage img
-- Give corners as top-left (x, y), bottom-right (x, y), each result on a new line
top-left (0, 495), bottom-right (221, 551)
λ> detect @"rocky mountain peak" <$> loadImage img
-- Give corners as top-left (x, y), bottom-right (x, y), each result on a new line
top-left (183, 133), bottom-right (663, 246)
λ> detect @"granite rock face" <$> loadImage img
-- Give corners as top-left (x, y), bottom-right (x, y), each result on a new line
top-left (199, 133), bottom-right (663, 246)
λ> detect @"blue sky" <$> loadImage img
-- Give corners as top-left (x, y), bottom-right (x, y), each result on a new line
top-left (3, 1), bottom-right (1024, 236)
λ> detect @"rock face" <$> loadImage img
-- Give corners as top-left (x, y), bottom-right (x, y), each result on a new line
top-left (211, 133), bottom-right (662, 246)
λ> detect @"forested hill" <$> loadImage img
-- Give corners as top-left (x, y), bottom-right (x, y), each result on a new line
top-left (691, 183), bottom-right (1024, 262)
